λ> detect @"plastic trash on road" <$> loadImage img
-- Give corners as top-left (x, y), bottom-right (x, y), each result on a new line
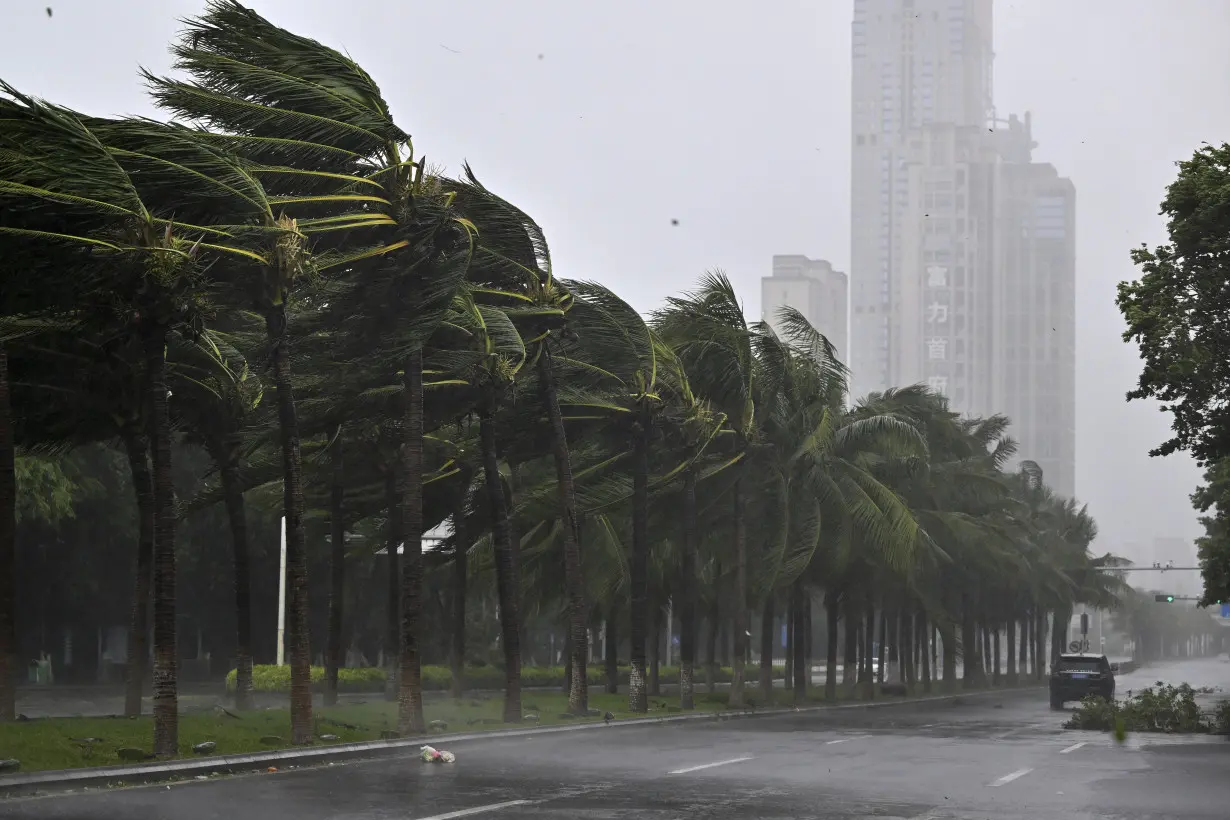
top-left (420, 745), bottom-right (456, 764)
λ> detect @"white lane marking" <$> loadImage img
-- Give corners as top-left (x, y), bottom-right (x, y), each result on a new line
top-left (825, 735), bottom-right (868, 745)
top-left (416, 800), bottom-right (533, 820)
top-left (989, 768), bottom-right (1034, 787)
top-left (668, 756), bottom-right (755, 775)
top-left (1059, 741), bottom-right (1086, 754)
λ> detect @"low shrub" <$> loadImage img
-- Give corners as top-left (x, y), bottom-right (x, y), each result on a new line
top-left (225, 665), bottom-right (387, 694)
top-left (1209, 699), bottom-right (1230, 735)
top-left (227, 663), bottom-right (786, 694)
top-left (1064, 682), bottom-right (1215, 733)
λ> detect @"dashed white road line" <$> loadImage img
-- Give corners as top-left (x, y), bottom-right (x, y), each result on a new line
top-left (668, 756), bottom-right (755, 775)
top-left (1059, 742), bottom-right (1086, 754)
top-left (417, 800), bottom-right (533, 820)
top-left (989, 768), bottom-right (1034, 787)
top-left (825, 735), bottom-right (868, 745)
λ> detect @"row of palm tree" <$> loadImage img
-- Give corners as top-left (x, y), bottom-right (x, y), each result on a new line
top-left (0, 0), bottom-right (1120, 757)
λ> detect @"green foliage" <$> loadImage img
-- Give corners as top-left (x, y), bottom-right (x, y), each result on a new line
top-left (225, 665), bottom-right (386, 694)
top-left (1192, 457), bottom-right (1230, 606)
top-left (14, 455), bottom-right (87, 525)
top-left (1064, 683), bottom-right (1212, 733)
top-left (1211, 698), bottom-right (1230, 735)
top-left (1118, 143), bottom-right (1230, 465)
top-left (1118, 143), bottom-right (1230, 606)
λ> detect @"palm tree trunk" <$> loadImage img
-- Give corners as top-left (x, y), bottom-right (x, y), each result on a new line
top-left (649, 606), bottom-right (661, 697)
top-left (214, 436), bottom-right (254, 712)
top-left (902, 610), bottom-right (915, 690)
top-left (383, 471), bottom-right (401, 701)
top-left (803, 594), bottom-right (813, 691)
top-left (1031, 610), bottom-right (1042, 679)
top-left (843, 597), bottom-right (858, 695)
top-left (479, 410), bottom-right (521, 724)
top-left (628, 417), bottom-right (650, 714)
top-left (981, 621), bottom-right (993, 684)
top-left (604, 601), bottom-right (619, 694)
top-left (824, 592), bottom-right (839, 702)
top-left (537, 350), bottom-right (588, 714)
top-left (960, 594), bottom-right (978, 689)
top-left (678, 469), bottom-right (698, 710)
top-left (396, 347), bottom-right (427, 736)
top-left (499, 454), bottom-right (528, 670)
top-left (887, 604), bottom-right (899, 682)
top-left (940, 618), bottom-right (958, 693)
top-left (705, 590), bottom-right (719, 693)
top-left (861, 602), bottom-right (875, 698)
top-left (265, 307), bottom-right (312, 745)
top-left (0, 347), bottom-right (11, 722)
top-left (877, 609), bottom-right (887, 687)
top-left (1007, 616), bottom-right (1018, 685)
top-left (1019, 615), bottom-right (1029, 677)
top-left (918, 608), bottom-right (932, 693)
top-left (796, 592), bottom-right (810, 698)
top-left (145, 329), bottom-right (178, 758)
top-left (450, 475), bottom-right (470, 699)
top-left (728, 472), bottom-right (749, 708)
top-left (787, 602), bottom-right (797, 693)
top-left (759, 595), bottom-right (775, 701)
top-left (324, 431), bottom-right (345, 707)
top-left (122, 431), bottom-right (154, 718)
top-left (992, 625), bottom-right (1001, 686)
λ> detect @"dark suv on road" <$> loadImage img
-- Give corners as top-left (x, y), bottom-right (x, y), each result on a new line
top-left (1050, 653), bottom-right (1117, 709)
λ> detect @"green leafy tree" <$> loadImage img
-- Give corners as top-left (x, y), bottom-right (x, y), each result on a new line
top-left (1117, 143), bottom-right (1230, 608)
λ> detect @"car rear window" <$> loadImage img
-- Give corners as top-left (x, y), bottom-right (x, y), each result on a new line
top-left (1058, 659), bottom-right (1101, 672)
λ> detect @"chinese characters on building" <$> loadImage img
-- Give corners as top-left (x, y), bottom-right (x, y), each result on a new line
top-left (925, 265), bottom-right (949, 395)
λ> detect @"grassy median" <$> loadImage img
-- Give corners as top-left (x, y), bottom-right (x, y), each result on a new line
top-left (0, 682), bottom-right (1016, 774)
top-left (0, 690), bottom-right (755, 773)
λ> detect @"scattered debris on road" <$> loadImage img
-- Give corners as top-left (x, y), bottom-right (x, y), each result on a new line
top-left (420, 745), bottom-right (455, 764)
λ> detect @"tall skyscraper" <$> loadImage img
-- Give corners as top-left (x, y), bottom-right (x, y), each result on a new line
top-left (761, 255), bottom-right (849, 366)
top-left (849, 0), bottom-right (1076, 496)
top-left (992, 114), bottom-right (1076, 496)
top-left (849, 0), bottom-right (994, 403)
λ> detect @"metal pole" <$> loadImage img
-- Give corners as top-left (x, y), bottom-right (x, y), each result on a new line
top-left (276, 515), bottom-right (287, 667)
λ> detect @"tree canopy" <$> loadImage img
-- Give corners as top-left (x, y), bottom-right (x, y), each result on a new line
top-left (1118, 142), bottom-right (1230, 607)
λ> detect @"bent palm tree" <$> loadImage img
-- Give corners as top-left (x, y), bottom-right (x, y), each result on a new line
top-left (0, 91), bottom-right (272, 753)
top-left (150, 0), bottom-right (476, 736)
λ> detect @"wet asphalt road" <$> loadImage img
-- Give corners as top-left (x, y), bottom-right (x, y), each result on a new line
top-left (6, 657), bottom-right (1230, 820)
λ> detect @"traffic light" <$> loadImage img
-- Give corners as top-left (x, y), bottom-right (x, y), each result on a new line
top-left (1155, 594), bottom-right (1175, 603)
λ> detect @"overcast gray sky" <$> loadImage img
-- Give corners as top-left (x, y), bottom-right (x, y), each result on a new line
top-left (4, 1), bottom-right (1228, 560)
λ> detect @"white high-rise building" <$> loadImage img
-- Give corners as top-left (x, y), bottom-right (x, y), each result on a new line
top-left (849, 0), bottom-right (994, 404)
top-left (761, 255), bottom-right (849, 367)
top-left (849, 0), bottom-right (1076, 498)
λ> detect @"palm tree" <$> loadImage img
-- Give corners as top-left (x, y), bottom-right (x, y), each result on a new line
top-left (654, 272), bottom-right (791, 708)
top-left (325, 426), bottom-right (346, 707)
top-left (150, 0), bottom-right (479, 737)
top-left (451, 173), bottom-right (590, 714)
top-left (441, 290), bottom-right (530, 722)
top-left (0, 91), bottom-right (278, 753)
top-left (168, 329), bottom-right (265, 710)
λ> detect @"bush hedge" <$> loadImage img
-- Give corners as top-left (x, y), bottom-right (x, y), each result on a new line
top-left (1064, 682), bottom-right (1220, 733)
top-left (227, 663), bottom-right (786, 694)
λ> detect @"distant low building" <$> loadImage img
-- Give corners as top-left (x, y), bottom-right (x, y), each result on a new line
top-left (761, 255), bottom-right (849, 367)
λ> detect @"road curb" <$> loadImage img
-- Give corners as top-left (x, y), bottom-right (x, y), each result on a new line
top-left (0, 684), bottom-right (1044, 798)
